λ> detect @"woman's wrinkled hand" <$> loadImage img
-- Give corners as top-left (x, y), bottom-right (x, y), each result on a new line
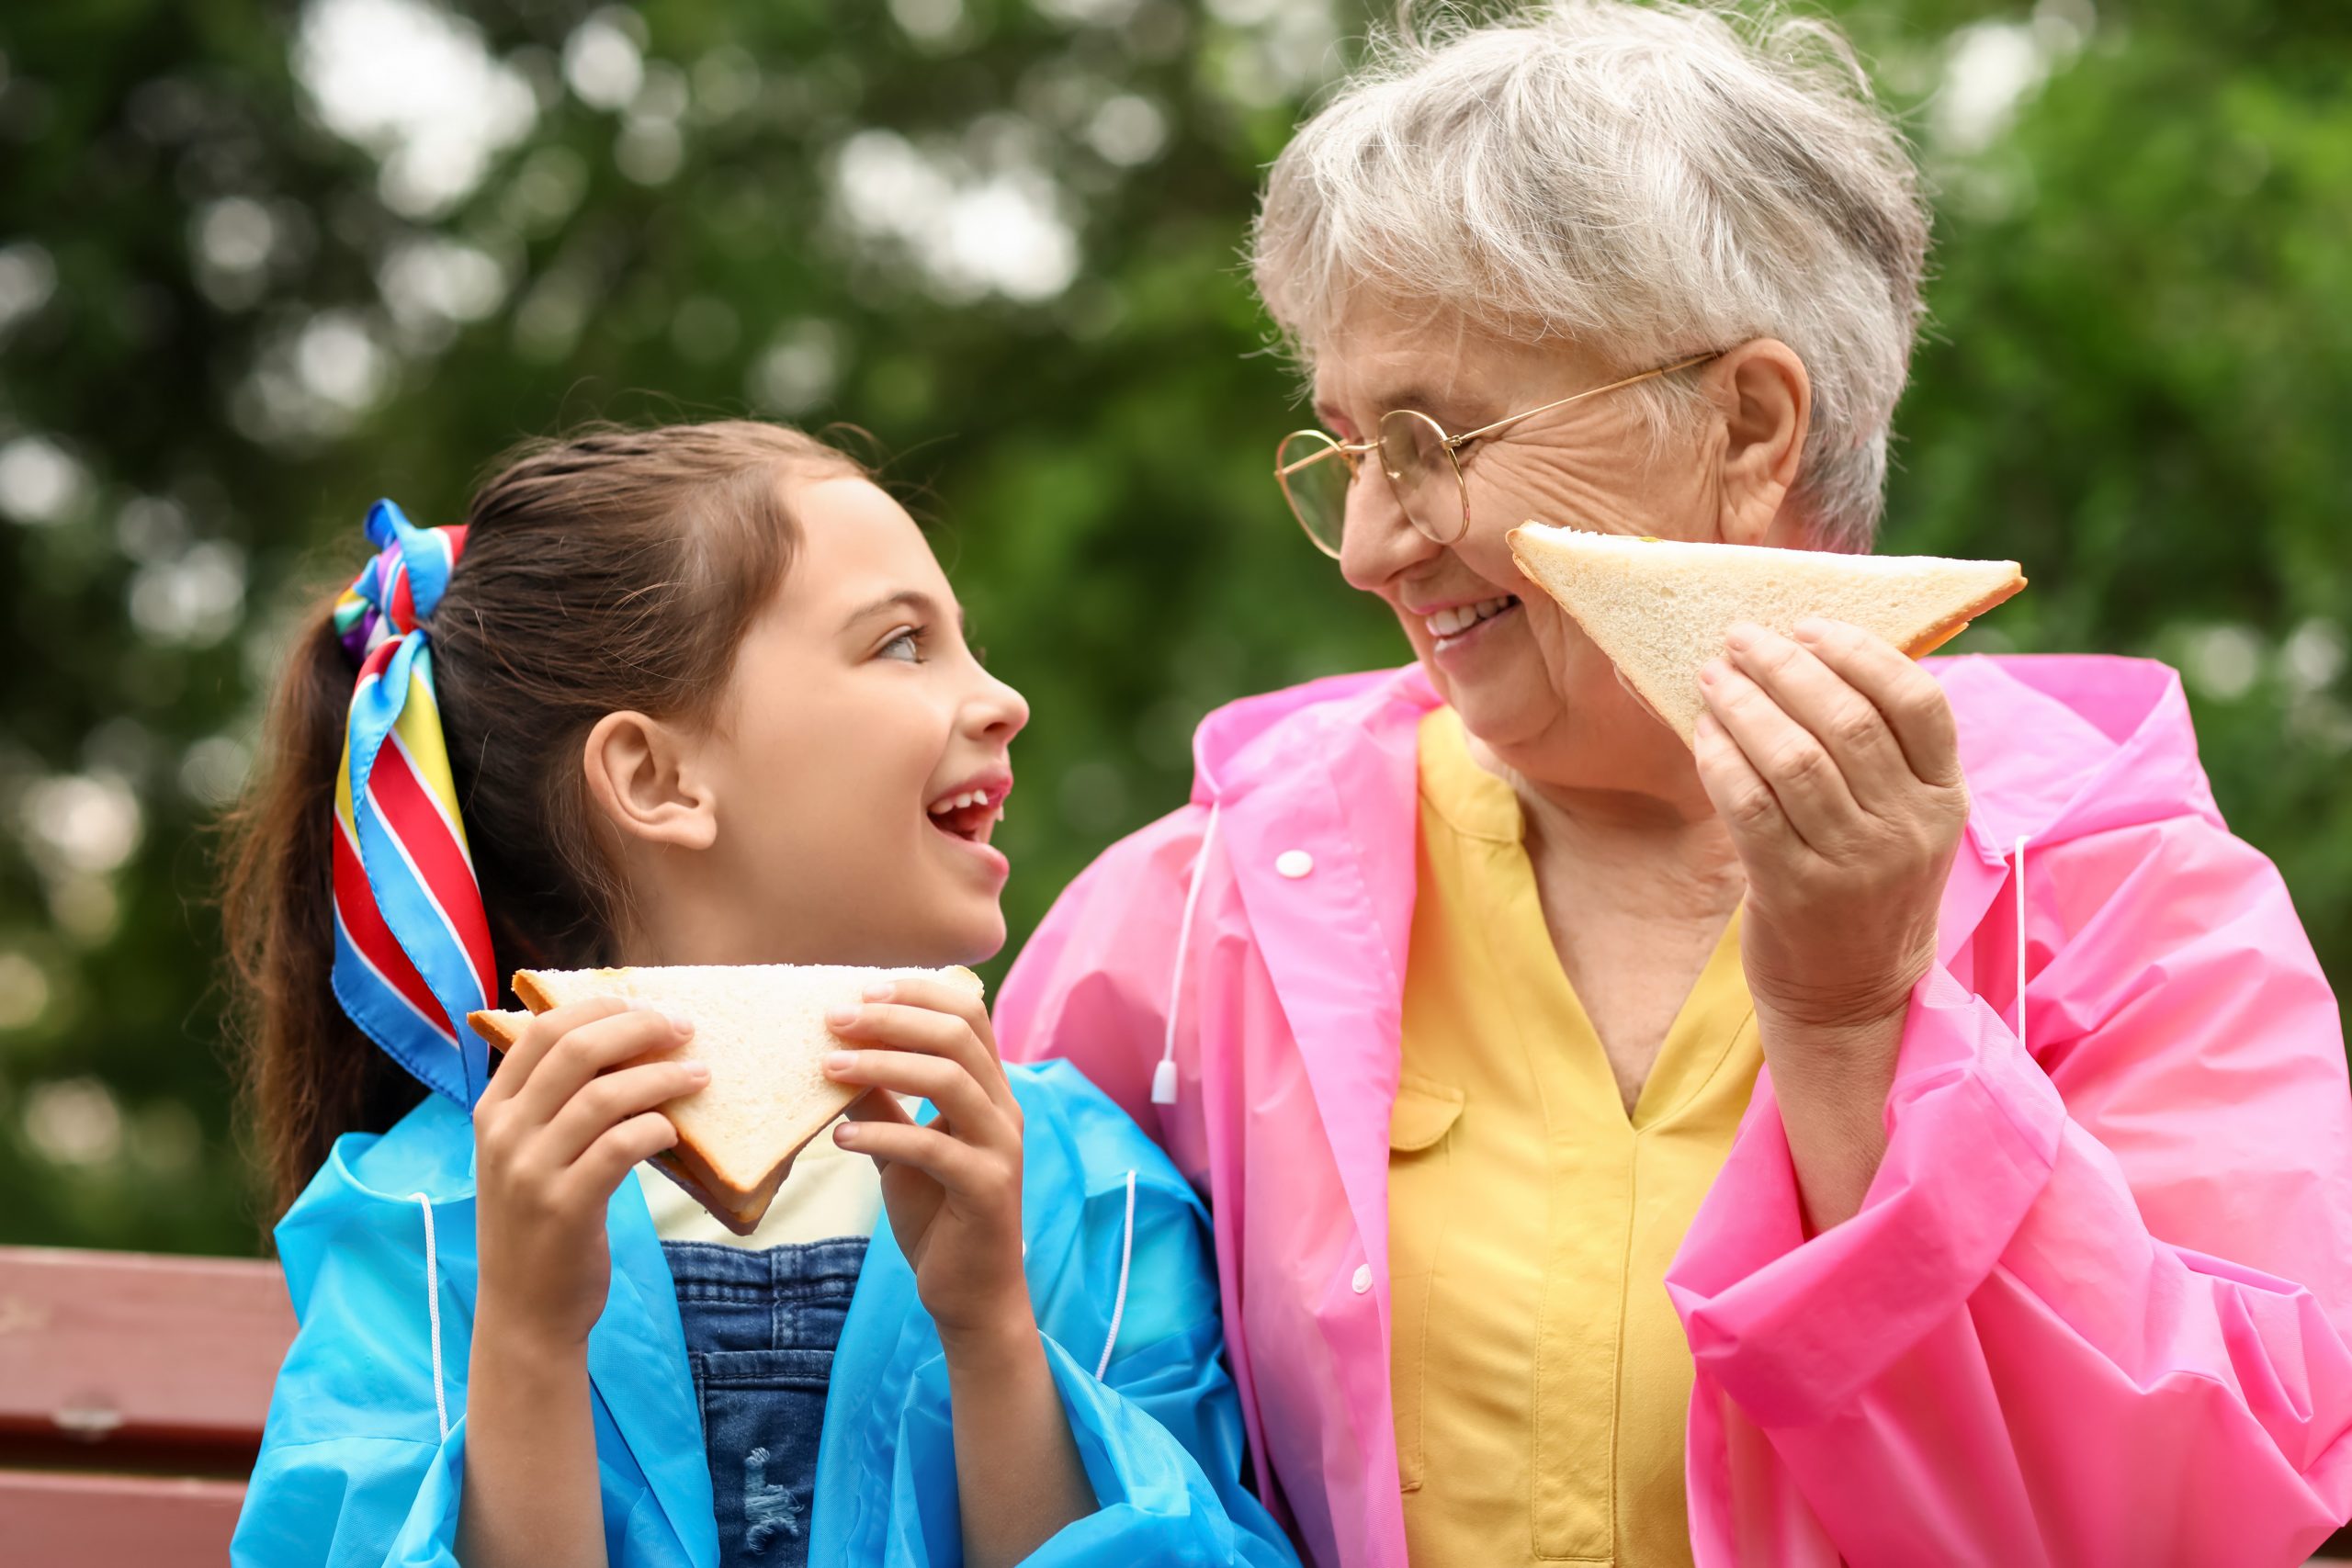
top-left (1691, 617), bottom-right (1970, 1049)
top-left (471, 999), bottom-right (704, 1348)
top-left (823, 979), bottom-right (1030, 1352)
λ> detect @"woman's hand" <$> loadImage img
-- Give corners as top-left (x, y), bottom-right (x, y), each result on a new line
top-left (471, 998), bottom-right (705, 1346)
top-left (823, 978), bottom-right (1029, 1348)
top-left (1690, 617), bottom-right (1970, 1226)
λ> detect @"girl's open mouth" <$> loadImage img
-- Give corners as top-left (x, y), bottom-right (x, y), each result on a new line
top-left (924, 778), bottom-right (1010, 846)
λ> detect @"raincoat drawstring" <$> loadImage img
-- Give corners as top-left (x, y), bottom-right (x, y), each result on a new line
top-left (412, 1191), bottom-right (449, 1443)
top-left (2014, 835), bottom-right (2030, 1053)
top-left (1152, 802), bottom-right (1221, 1106)
top-left (1096, 1169), bottom-right (1137, 1380)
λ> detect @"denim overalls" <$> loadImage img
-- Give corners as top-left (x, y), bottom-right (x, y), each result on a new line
top-left (661, 1235), bottom-right (869, 1567)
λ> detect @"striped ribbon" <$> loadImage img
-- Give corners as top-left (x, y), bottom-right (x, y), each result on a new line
top-left (329, 499), bottom-right (493, 1107)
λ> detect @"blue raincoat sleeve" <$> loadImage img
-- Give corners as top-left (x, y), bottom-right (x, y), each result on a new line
top-left (808, 1059), bottom-right (1298, 1565)
top-left (231, 1096), bottom-right (702, 1568)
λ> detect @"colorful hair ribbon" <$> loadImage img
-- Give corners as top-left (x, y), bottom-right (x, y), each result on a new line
top-left (329, 499), bottom-right (495, 1107)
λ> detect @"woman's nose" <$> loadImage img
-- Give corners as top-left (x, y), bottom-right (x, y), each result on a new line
top-left (1338, 465), bottom-right (1441, 592)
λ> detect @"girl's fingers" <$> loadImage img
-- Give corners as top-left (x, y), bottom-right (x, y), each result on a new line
top-left (827, 998), bottom-right (1014, 1117)
top-left (837, 1092), bottom-right (917, 1175)
top-left (870, 976), bottom-right (999, 1055)
top-left (1699, 658), bottom-right (1861, 852)
top-left (507, 1007), bottom-right (694, 1129)
top-left (842, 1089), bottom-right (918, 1127)
top-left (566, 1111), bottom-right (680, 1203)
top-left (832, 1120), bottom-right (995, 1196)
top-left (478, 997), bottom-right (628, 1108)
top-left (539, 1058), bottom-right (709, 1168)
top-left (1724, 625), bottom-right (1914, 813)
top-left (1795, 619), bottom-right (1964, 789)
top-left (824, 1050), bottom-right (1003, 1145)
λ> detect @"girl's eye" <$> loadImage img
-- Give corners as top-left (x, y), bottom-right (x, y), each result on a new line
top-left (878, 627), bottom-right (923, 663)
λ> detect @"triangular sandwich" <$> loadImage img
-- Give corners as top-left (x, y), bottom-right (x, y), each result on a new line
top-left (469, 963), bottom-right (983, 1235)
top-left (1507, 524), bottom-right (2025, 745)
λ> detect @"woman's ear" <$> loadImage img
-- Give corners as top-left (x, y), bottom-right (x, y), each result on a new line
top-left (1705, 338), bottom-right (1811, 547)
top-left (581, 710), bottom-right (718, 852)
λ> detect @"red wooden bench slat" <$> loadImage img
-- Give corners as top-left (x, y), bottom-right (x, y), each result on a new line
top-left (0, 1246), bottom-right (293, 1449)
top-left (0, 1471), bottom-right (245, 1565)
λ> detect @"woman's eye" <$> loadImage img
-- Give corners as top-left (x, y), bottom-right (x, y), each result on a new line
top-left (879, 627), bottom-right (923, 663)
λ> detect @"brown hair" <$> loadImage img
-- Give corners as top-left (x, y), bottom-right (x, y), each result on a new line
top-left (221, 421), bottom-right (865, 1219)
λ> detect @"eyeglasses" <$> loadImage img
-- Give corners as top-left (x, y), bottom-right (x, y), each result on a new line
top-left (1272, 353), bottom-right (1720, 558)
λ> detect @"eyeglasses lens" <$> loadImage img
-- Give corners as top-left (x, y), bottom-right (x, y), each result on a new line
top-left (1275, 431), bottom-right (1351, 557)
top-left (1377, 410), bottom-right (1465, 544)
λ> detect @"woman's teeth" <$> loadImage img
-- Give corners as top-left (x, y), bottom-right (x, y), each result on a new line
top-left (1425, 595), bottom-right (1519, 640)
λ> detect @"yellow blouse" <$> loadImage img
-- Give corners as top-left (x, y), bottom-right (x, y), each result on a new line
top-left (1390, 708), bottom-right (1762, 1567)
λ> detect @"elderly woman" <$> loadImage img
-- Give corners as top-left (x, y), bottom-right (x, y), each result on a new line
top-left (1000, 3), bottom-right (2352, 1565)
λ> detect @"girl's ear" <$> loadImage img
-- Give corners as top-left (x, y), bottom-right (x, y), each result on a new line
top-left (582, 710), bottom-right (718, 851)
top-left (1704, 337), bottom-right (1811, 548)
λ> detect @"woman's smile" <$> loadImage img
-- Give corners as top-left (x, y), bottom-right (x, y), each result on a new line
top-left (1417, 592), bottom-right (1525, 669)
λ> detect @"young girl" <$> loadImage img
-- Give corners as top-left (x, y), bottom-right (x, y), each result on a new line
top-left (224, 423), bottom-right (1293, 1568)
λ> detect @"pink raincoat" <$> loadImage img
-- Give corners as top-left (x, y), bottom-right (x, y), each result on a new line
top-left (997, 653), bottom-right (2352, 1567)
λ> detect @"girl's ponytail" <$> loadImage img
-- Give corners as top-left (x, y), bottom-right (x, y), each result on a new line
top-left (222, 421), bottom-right (867, 1222)
top-left (221, 602), bottom-right (422, 1217)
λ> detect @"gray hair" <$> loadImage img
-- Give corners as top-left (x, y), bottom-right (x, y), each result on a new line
top-left (1250, 0), bottom-right (1930, 549)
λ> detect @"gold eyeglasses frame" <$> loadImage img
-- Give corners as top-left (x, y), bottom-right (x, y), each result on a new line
top-left (1272, 352), bottom-right (1722, 558)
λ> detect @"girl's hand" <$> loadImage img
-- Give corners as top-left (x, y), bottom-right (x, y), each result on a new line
top-left (829, 985), bottom-right (1093, 1565)
top-left (824, 980), bottom-right (1028, 1350)
top-left (471, 998), bottom-right (706, 1347)
top-left (1693, 618), bottom-right (1969, 1041)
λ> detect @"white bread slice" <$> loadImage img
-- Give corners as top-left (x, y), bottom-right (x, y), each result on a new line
top-left (466, 964), bottom-right (983, 1235)
top-left (1507, 524), bottom-right (2025, 746)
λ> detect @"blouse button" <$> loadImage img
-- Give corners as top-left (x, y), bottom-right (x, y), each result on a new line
top-left (1276, 850), bottom-right (1315, 879)
top-left (1351, 1263), bottom-right (1373, 1294)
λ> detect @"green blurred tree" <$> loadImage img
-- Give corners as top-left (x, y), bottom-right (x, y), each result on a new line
top-left (0, 0), bottom-right (2343, 1256)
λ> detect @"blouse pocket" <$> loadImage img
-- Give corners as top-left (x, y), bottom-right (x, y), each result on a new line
top-left (1386, 1075), bottom-right (1464, 1493)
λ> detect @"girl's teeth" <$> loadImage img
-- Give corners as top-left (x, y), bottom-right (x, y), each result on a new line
top-left (928, 789), bottom-right (1000, 817)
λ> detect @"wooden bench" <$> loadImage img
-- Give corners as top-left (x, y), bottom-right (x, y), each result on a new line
top-left (4, 1240), bottom-right (2348, 1564)
top-left (0, 1246), bottom-right (293, 1566)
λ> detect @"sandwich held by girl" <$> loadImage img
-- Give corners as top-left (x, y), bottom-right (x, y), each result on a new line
top-left (226, 422), bottom-right (1294, 1568)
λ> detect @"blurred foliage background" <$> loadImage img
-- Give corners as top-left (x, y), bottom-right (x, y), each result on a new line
top-left (0, 0), bottom-right (2345, 1255)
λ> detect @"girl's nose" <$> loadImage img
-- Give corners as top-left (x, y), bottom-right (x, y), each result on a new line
top-left (971, 670), bottom-right (1029, 743)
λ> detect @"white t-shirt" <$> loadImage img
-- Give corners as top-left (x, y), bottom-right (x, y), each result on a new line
top-left (633, 1109), bottom-right (883, 1248)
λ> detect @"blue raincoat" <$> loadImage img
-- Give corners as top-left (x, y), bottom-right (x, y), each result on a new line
top-left (232, 1059), bottom-right (1296, 1566)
